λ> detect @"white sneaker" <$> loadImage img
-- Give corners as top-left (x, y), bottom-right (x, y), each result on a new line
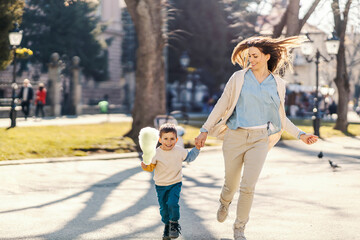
top-left (234, 226), bottom-right (246, 240)
top-left (217, 201), bottom-right (230, 222)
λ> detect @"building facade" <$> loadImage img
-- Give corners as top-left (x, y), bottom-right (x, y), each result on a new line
top-left (82, 0), bottom-right (126, 106)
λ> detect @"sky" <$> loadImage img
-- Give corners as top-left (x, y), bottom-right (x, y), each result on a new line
top-left (250, 0), bottom-right (360, 34)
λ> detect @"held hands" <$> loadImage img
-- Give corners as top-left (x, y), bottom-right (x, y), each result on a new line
top-left (195, 141), bottom-right (202, 150)
top-left (300, 134), bottom-right (318, 145)
top-left (195, 132), bottom-right (208, 149)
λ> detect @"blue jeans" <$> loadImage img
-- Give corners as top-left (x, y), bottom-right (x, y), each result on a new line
top-left (155, 182), bottom-right (182, 224)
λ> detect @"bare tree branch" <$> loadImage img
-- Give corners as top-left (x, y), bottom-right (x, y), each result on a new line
top-left (348, 59), bottom-right (360, 67)
top-left (342, 0), bottom-right (353, 39)
top-left (285, 0), bottom-right (300, 36)
top-left (272, 7), bottom-right (288, 38)
top-left (331, 0), bottom-right (342, 35)
top-left (348, 43), bottom-right (360, 66)
top-left (299, 0), bottom-right (321, 29)
top-left (273, 0), bottom-right (321, 37)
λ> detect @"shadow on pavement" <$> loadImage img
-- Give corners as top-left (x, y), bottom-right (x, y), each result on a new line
top-left (1, 165), bottom-right (220, 239)
top-left (38, 166), bottom-right (152, 239)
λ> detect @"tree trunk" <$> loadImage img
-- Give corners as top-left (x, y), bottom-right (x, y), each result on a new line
top-left (332, 0), bottom-right (352, 132)
top-left (124, 0), bottom-right (166, 146)
top-left (334, 43), bottom-right (350, 131)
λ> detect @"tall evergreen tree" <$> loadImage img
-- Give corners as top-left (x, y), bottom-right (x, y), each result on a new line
top-left (0, 0), bottom-right (24, 70)
top-left (21, 0), bottom-right (108, 81)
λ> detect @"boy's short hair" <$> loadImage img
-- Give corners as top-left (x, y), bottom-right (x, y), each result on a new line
top-left (159, 123), bottom-right (177, 138)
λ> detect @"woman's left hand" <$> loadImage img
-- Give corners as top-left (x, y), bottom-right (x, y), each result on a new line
top-left (300, 134), bottom-right (318, 145)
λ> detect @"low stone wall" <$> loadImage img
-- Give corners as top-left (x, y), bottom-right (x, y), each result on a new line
top-left (81, 105), bottom-right (128, 115)
top-left (0, 104), bottom-right (129, 119)
top-left (0, 106), bottom-right (52, 119)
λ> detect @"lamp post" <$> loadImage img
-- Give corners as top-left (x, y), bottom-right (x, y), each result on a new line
top-left (301, 32), bottom-right (340, 137)
top-left (180, 51), bottom-right (190, 70)
top-left (191, 70), bottom-right (200, 110)
top-left (8, 23), bottom-right (23, 128)
top-left (179, 51), bottom-right (190, 112)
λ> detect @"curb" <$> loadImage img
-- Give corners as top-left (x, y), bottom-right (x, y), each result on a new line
top-left (0, 146), bottom-right (223, 166)
top-left (0, 152), bottom-right (141, 166)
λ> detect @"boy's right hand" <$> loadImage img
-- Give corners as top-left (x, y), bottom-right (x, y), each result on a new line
top-left (195, 141), bottom-right (202, 150)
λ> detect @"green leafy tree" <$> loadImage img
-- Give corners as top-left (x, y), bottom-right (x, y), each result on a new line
top-left (21, 0), bottom-right (108, 81)
top-left (0, 0), bottom-right (24, 70)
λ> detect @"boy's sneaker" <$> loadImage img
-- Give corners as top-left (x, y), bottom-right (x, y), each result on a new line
top-left (169, 221), bottom-right (181, 238)
top-left (162, 224), bottom-right (170, 240)
top-left (217, 200), bottom-right (230, 222)
top-left (234, 226), bottom-right (246, 240)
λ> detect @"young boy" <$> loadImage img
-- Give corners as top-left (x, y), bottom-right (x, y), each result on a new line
top-left (141, 123), bottom-right (201, 240)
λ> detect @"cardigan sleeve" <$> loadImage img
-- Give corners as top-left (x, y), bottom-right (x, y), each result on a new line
top-left (278, 76), bottom-right (303, 139)
top-left (284, 117), bottom-right (302, 138)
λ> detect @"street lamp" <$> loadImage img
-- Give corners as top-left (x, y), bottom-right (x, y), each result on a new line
top-left (179, 52), bottom-right (200, 111)
top-left (8, 23), bottom-right (23, 128)
top-left (186, 67), bottom-right (199, 111)
top-left (300, 32), bottom-right (340, 137)
top-left (179, 51), bottom-right (190, 69)
top-left (179, 52), bottom-right (190, 112)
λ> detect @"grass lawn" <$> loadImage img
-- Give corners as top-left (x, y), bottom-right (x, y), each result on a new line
top-left (1, 119), bottom-right (359, 161)
top-left (281, 119), bottom-right (360, 139)
top-left (0, 123), bottom-right (133, 160)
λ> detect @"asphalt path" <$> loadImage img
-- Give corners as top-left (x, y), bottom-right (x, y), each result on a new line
top-left (0, 137), bottom-right (359, 240)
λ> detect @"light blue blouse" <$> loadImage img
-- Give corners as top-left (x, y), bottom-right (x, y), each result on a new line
top-left (226, 69), bottom-right (281, 135)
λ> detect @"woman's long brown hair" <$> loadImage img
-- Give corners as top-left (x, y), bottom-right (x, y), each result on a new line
top-left (231, 36), bottom-right (305, 74)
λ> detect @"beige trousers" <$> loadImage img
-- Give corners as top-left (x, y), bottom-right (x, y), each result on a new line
top-left (220, 127), bottom-right (269, 229)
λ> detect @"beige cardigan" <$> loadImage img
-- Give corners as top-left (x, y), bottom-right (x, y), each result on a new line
top-left (202, 68), bottom-right (302, 150)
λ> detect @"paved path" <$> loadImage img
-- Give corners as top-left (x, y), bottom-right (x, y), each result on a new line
top-left (0, 110), bottom-right (359, 129)
top-left (0, 137), bottom-right (359, 239)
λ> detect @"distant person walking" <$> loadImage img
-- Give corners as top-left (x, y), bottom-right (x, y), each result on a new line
top-left (98, 94), bottom-right (109, 114)
top-left (18, 79), bottom-right (34, 120)
top-left (35, 83), bottom-right (47, 118)
top-left (195, 36), bottom-right (318, 240)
